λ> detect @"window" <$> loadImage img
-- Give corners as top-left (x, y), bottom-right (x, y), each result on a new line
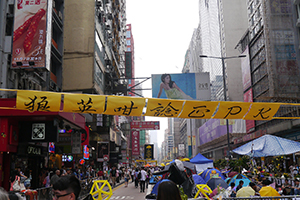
top-left (126, 40), bottom-right (131, 45)
top-left (126, 30), bottom-right (131, 38)
top-left (95, 32), bottom-right (103, 49)
top-left (127, 47), bottom-right (131, 51)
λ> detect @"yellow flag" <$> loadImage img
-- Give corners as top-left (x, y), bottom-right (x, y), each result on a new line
top-left (104, 96), bottom-right (145, 116)
top-left (179, 101), bottom-right (219, 118)
top-left (63, 93), bottom-right (106, 114)
top-left (213, 101), bottom-right (251, 119)
top-left (16, 90), bottom-right (61, 112)
top-left (145, 98), bottom-right (184, 118)
top-left (243, 103), bottom-right (280, 120)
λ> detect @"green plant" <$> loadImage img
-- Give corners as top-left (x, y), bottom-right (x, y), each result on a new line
top-left (179, 187), bottom-right (188, 200)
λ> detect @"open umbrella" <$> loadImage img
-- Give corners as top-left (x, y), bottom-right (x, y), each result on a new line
top-left (144, 163), bottom-right (151, 167)
top-left (233, 134), bottom-right (300, 157)
top-left (259, 186), bottom-right (280, 197)
top-left (228, 174), bottom-right (251, 187)
top-left (206, 177), bottom-right (228, 191)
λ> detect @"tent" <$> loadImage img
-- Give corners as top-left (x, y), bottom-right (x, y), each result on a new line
top-left (199, 168), bottom-right (225, 183)
top-left (192, 174), bottom-right (206, 185)
top-left (228, 174), bottom-right (251, 187)
top-left (190, 153), bottom-right (214, 172)
top-left (233, 134), bottom-right (300, 157)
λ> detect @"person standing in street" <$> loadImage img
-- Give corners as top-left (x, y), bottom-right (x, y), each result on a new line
top-left (131, 167), bottom-right (135, 183)
top-left (139, 167), bottom-right (147, 193)
top-left (110, 166), bottom-right (117, 188)
top-left (50, 170), bottom-right (61, 187)
top-left (134, 168), bottom-right (139, 188)
top-left (124, 168), bottom-right (131, 187)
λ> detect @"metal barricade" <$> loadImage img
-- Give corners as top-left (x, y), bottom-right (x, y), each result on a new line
top-left (222, 196), bottom-right (298, 200)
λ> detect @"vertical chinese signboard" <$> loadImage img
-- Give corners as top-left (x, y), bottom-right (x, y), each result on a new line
top-left (144, 144), bottom-right (154, 160)
top-left (11, 0), bottom-right (51, 69)
top-left (131, 130), bottom-right (140, 156)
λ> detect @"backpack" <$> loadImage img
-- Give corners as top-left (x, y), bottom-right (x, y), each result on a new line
top-left (137, 172), bottom-right (141, 180)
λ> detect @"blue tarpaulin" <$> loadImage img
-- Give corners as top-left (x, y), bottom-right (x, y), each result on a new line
top-left (233, 134), bottom-right (300, 157)
top-left (190, 153), bottom-right (213, 164)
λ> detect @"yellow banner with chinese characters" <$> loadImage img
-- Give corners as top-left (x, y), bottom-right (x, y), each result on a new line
top-left (179, 101), bottom-right (219, 118)
top-left (213, 101), bottom-right (251, 119)
top-left (63, 93), bottom-right (106, 114)
top-left (6, 89), bottom-right (300, 120)
top-left (16, 90), bottom-right (61, 112)
top-left (104, 96), bottom-right (146, 116)
top-left (243, 103), bottom-right (281, 120)
top-left (145, 98), bottom-right (184, 118)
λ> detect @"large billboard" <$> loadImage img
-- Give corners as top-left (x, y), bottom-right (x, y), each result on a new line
top-left (11, 0), bottom-right (51, 69)
top-left (152, 73), bottom-right (211, 100)
top-left (199, 119), bottom-right (232, 145)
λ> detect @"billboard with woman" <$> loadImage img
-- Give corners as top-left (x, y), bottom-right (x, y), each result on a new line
top-left (152, 73), bottom-right (211, 101)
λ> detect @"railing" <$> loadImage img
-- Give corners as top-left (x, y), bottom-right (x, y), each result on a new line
top-left (221, 196), bottom-right (300, 200)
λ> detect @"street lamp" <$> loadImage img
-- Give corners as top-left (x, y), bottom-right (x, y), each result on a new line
top-left (199, 54), bottom-right (246, 159)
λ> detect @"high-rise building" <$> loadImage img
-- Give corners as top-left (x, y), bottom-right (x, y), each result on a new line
top-left (195, 0), bottom-right (248, 159)
top-left (234, 0), bottom-right (300, 146)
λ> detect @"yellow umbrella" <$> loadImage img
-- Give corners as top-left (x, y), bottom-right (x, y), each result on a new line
top-left (160, 163), bottom-right (165, 167)
top-left (236, 186), bottom-right (255, 197)
top-left (259, 186), bottom-right (280, 197)
top-left (181, 158), bottom-right (190, 162)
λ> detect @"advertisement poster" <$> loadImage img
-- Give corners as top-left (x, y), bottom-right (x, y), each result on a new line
top-left (11, 0), bottom-right (48, 69)
top-left (144, 144), bottom-right (154, 160)
top-left (199, 119), bottom-right (232, 145)
top-left (131, 130), bottom-right (140, 156)
top-left (244, 89), bottom-right (255, 133)
top-left (152, 73), bottom-right (211, 101)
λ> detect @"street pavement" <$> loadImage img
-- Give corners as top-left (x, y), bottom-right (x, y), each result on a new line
top-left (108, 180), bottom-right (153, 200)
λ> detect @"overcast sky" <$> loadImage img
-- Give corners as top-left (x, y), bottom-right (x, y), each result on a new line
top-left (126, 0), bottom-right (199, 146)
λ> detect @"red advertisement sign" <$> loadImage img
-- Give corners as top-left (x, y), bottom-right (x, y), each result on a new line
top-left (244, 89), bottom-right (255, 133)
top-left (130, 121), bottom-right (160, 130)
top-left (131, 130), bottom-right (140, 156)
top-left (11, 0), bottom-right (48, 69)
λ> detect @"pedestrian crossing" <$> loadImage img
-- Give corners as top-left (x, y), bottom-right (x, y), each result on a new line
top-left (110, 196), bottom-right (134, 199)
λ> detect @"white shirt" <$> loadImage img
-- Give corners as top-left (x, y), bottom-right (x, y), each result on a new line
top-left (140, 170), bottom-right (147, 181)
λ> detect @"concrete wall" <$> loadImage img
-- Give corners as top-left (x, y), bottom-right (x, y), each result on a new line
top-left (63, 0), bottom-right (95, 91)
top-left (222, 0), bottom-right (248, 101)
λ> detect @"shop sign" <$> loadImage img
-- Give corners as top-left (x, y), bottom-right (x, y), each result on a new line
top-left (130, 121), bottom-right (160, 130)
top-left (72, 130), bottom-right (81, 154)
top-left (103, 155), bottom-right (109, 161)
top-left (27, 145), bottom-right (41, 155)
top-left (32, 123), bottom-right (45, 140)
